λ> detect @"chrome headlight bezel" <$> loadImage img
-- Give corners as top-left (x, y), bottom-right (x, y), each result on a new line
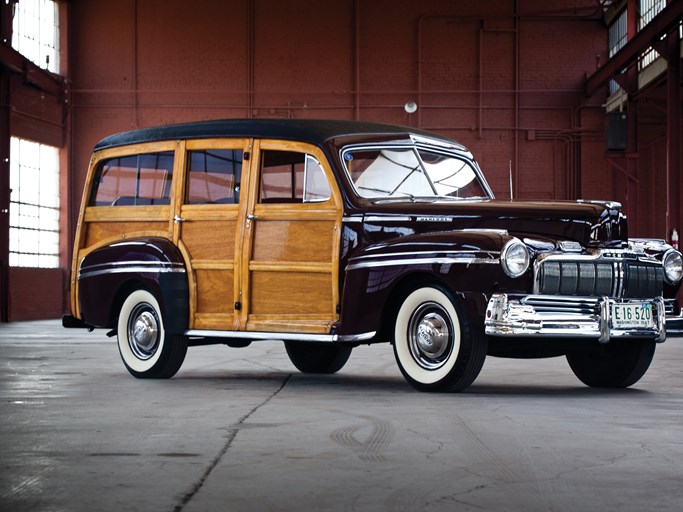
top-left (662, 249), bottom-right (683, 285)
top-left (501, 238), bottom-right (530, 278)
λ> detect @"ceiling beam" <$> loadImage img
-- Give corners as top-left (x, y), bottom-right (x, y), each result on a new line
top-left (0, 42), bottom-right (64, 97)
top-left (585, 1), bottom-right (683, 96)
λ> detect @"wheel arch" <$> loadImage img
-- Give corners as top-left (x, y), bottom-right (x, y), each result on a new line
top-left (77, 237), bottom-right (189, 333)
top-left (378, 271), bottom-right (444, 342)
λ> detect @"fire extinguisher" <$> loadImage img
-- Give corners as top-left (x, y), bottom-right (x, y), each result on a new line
top-left (672, 228), bottom-right (679, 251)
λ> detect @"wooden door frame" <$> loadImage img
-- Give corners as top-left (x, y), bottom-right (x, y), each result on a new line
top-left (238, 139), bottom-right (343, 333)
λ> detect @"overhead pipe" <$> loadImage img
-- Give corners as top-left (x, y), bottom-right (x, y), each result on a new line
top-left (247, 0), bottom-right (254, 118)
top-left (416, 7), bottom-right (520, 200)
top-left (354, 0), bottom-right (360, 120)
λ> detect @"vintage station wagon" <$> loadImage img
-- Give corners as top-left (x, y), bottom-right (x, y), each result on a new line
top-left (63, 119), bottom-right (683, 392)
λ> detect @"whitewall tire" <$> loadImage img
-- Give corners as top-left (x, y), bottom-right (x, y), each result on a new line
top-left (393, 285), bottom-right (487, 392)
top-left (117, 289), bottom-right (187, 378)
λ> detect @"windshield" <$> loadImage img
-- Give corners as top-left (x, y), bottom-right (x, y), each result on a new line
top-left (342, 146), bottom-right (490, 199)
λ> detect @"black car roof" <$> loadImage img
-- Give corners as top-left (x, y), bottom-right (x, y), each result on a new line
top-left (93, 118), bottom-right (456, 150)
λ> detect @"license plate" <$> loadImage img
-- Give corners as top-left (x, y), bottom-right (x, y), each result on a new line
top-left (611, 303), bottom-right (654, 329)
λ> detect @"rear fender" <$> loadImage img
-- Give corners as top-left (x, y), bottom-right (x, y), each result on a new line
top-left (77, 237), bottom-right (188, 333)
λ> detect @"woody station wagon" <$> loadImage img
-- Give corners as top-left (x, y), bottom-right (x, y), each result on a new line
top-left (63, 119), bottom-right (683, 392)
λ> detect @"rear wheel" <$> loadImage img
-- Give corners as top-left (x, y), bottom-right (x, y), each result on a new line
top-left (117, 289), bottom-right (187, 378)
top-left (566, 339), bottom-right (656, 388)
top-left (285, 342), bottom-right (352, 374)
top-left (393, 285), bottom-right (487, 392)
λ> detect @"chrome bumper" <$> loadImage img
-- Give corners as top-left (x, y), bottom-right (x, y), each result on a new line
top-left (485, 294), bottom-right (668, 343)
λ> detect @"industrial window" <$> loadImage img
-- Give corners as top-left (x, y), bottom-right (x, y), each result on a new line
top-left (608, 9), bottom-right (627, 95)
top-left (639, 0), bottom-right (665, 69)
top-left (89, 152), bottom-right (174, 206)
top-left (186, 149), bottom-right (243, 204)
top-left (9, 137), bottom-right (60, 268)
top-left (11, 0), bottom-right (60, 73)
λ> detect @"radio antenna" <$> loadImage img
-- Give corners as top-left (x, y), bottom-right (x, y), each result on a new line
top-left (509, 160), bottom-right (513, 201)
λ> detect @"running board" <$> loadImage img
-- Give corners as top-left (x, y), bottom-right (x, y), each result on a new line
top-left (184, 329), bottom-right (376, 344)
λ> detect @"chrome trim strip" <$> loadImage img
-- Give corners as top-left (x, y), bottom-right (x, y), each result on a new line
top-left (410, 134), bottom-right (468, 152)
top-left (80, 260), bottom-right (184, 271)
top-left (485, 293), bottom-right (667, 342)
top-left (184, 329), bottom-right (376, 343)
top-left (347, 251), bottom-right (499, 271)
top-left (79, 263), bottom-right (185, 280)
top-left (363, 216), bottom-right (413, 223)
top-left (457, 228), bottom-right (508, 235)
top-left (347, 257), bottom-right (498, 271)
top-left (351, 250), bottom-right (500, 261)
top-left (342, 216), bottom-right (363, 223)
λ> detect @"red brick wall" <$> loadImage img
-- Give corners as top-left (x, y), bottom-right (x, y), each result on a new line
top-left (9, 268), bottom-right (64, 321)
top-left (67, 0), bottom-right (610, 217)
top-left (41, 0), bottom-right (678, 317)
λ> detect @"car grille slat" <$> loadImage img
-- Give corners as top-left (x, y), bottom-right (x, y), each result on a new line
top-left (537, 258), bottom-right (662, 299)
top-left (522, 296), bottom-right (598, 315)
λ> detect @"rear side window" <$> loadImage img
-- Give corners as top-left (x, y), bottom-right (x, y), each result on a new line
top-left (89, 151), bottom-right (174, 206)
top-left (186, 149), bottom-right (242, 204)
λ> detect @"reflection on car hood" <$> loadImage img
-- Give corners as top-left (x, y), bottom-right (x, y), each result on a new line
top-left (359, 199), bottom-right (627, 245)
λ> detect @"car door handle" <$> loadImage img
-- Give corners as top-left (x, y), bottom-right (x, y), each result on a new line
top-left (173, 215), bottom-right (186, 223)
top-left (246, 213), bottom-right (258, 221)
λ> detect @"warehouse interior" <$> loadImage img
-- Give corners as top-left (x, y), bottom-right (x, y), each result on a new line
top-left (1, 0), bottom-right (682, 322)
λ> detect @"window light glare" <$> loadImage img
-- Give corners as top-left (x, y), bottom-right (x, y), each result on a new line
top-left (11, 0), bottom-right (59, 74)
top-left (9, 137), bottom-right (60, 269)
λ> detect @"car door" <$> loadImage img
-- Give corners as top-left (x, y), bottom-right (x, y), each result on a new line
top-left (238, 139), bottom-right (342, 334)
top-left (173, 139), bottom-right (248, 330)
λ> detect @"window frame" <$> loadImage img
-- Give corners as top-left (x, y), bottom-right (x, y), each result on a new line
top-left (11, 0), bottom-right (60, 73)
top-left (8, 137), bottom-right (60, 268)
top-left (339, 143), bottom-right (493, 201)
top-left (257, 149), bottom-right (332, 205)
top-left (185, 148), bottom-right (244, 205)
top-left (88, 151), bottom-right (175, 207)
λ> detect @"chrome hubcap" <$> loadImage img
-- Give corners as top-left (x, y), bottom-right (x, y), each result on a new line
top-left (127, 304), bottom-right (160, 360)
top-left (408, 302), bottom-right (453, 370)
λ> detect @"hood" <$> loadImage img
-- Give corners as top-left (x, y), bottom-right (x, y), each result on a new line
top-left (358, 199), bottom-right (627, 246)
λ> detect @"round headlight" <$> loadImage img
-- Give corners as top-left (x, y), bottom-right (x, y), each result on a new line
top-left (501, 238), bottom-right (530, 278)
top-left (663, 249), bottom-right (683, 284)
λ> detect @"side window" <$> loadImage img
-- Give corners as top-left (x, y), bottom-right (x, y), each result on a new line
top-left (90, 151), bottom-right (174, 206)
top-left (259, 150), bottom-right (331, 203)
top-left (186, 149), bottom-right (242, 204)
top-left (303, 155), bottom-right (331, 203)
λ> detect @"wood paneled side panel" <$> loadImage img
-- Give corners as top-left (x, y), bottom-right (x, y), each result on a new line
top-left (180, 220), bottom-right (236, 261)
top-left (251, 220), bottom-right (334, 263)
top-left (246, 317), bottom-right (333, 334)
top-left (195, 269), bottom-right (234, 314)
top-left (193, 314), bottom-right (235, 330)
top-left (84, 221), bottom-right (168, 247)
top-left (249, 271), bottom-right (332, 315)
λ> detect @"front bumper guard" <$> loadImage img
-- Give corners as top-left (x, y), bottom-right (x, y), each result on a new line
top-left (485, 294), bottom-right (669, 343)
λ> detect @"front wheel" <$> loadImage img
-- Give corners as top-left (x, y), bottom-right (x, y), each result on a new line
top-left (566, 339), bottom-right (656, 388)
top-left (117, 289), bottom-right (188, 378)
top-left (393, 285), bottom-right (487, 392)
top-left (284, 342), bottom-right (352, 374)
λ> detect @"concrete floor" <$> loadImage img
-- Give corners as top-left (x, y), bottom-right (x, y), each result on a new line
top-left (1, 320), bottom-right (682, 512)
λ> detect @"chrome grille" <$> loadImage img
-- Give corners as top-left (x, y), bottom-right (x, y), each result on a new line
top-left (522, 296), bottom-right (598, 315)
top-left (536, 258), bottom-right (663, 299)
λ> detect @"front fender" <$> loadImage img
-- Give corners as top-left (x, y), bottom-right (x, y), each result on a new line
top-left (338, 230), bottom-right (521, 338)
top-left (77, 237), bottom-right (188, 333)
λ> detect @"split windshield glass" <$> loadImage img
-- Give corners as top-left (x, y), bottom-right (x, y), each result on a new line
top-left (342, 146), bottom-right (490, 200)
